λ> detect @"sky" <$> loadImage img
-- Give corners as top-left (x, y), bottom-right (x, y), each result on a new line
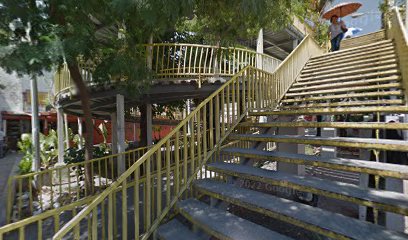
top-left (325, 0), bottom-right (384, 36)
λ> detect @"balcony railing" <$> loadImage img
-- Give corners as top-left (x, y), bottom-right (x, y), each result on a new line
top-left (53, 43), bottom-right (281, 98)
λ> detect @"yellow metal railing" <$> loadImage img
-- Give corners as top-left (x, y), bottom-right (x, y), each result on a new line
top-left (1, 133), bottom-right (209, 238)
top-left (53, 43), bottom-right (282, 98)
top-left (5, 134), bottom-right (197, 224)
top-left (386, 7), bottom-right (408, 100)
top-left (50, 34), bottom-right (324, 240)
top-left (6, 146), bottom-right (149, 224)
top-left (50, 67), bottom-right (250, 239)
top-left (259, 34), bottom-right (325, 110)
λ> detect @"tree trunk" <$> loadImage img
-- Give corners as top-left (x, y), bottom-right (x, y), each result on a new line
top-left (67, 61), bottom-right (94, 195)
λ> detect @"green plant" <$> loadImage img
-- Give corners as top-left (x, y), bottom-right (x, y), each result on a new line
top-left (18, 157), bottom-right (32, 175)
top-left (17, 133), bottom-right (33, 174)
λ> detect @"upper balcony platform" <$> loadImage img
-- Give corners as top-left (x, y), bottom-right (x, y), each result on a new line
top-left (53, 18), bottom-right (310, 118)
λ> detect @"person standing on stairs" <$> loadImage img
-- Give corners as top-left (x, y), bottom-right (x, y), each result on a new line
top-left (328, 15), bottom-right (348, 52)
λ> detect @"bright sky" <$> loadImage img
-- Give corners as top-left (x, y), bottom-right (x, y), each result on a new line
top-left (326, 0), bottom-right (384, 36)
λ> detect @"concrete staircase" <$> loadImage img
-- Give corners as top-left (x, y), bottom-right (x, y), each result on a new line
top-left (157, 36), bottom-right (408, 239)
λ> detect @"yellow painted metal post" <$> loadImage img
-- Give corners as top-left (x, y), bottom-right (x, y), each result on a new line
top-left (122, 178), bottom-right (128, 240)
top-left (156, 149), bottom-right (162, 218)
top-left (175, 133), bottom-right (180, 192)
top-left (166, 140), bottom-right (171, 207)
top-left (134, 168), bottom-right (140, 240)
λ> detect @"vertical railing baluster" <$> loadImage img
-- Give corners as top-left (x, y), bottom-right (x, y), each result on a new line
top-left (134, 168), bottom-right (140, 240)
top-left (203, 106), bottom-right (208, 178)
top-left (156, 149), bottom-right (162, 218)
top-left (122, 178), bottom-right (128, 240)
top-left (209, 100), bottom-right (214, 150)
top-left (215, 95), bottom-right (220, 143)
top-left (221, 89), bottom-right (225, 136)
top-left (166, 140), bottom-right (171, 206)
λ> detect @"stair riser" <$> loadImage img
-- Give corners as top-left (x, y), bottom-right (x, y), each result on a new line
top-left (309, 41), bottom-right (393, 62)
top-left (289, 77), bottom-right (401, 92)
top-left (301, 59), bottom-right (398, 78)
top-left (281, 100), bottom-right (405, 109)
top-left (228, 136), bottom-right (408, 152)
top-left (281, 91), bottom-right (403, 103)
top-left (308, 44), bottom-right (394, 64)
top-left (249, 106), bottom-right (408, 115)
top-left (195, 184), bottom-right (349, 240)
top-left (298, 64), bottom-right (399, 82)
top-left (303, 54), bottom-right (397, 73)
top-left (342, 34), bottom-right (387, 49)
top-left (293, 70), bottom-right (400, 86)
top-left (341, 30), bottom-right (386, 48)
top-left (207, 165), bottom-right (408, 216)
top-left (220, 151), bottom-right (408, 179)
top-left (285, 83), bottom-right (401, 97)
top-left (306, 48), bottom-right (396, 68)
top-left (238, 122), bottom-right (408, 130)
top-left (177, 208), bottom-right (228, 240)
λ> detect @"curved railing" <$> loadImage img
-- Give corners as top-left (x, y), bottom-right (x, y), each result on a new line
top-left (51, 34), bottom-right (324, 240)
top-left (53, 43), bottom-right (281, 98)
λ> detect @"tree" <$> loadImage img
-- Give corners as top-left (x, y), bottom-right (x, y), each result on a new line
top-left (0, 0), bottom-right (194, 192)
top-left (178, 0), bottom-right (307, 45)
top-left (0, 0), bottom-right (307, 191)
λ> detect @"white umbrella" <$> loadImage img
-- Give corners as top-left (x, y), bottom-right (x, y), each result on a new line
top-left (343, 27), bottom-right (363, 39)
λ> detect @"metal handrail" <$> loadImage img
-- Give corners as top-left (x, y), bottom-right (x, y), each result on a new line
top-left (52, 32), bottom-right (325, 238)
top-left (53, 43), bottom-right (282, 99)
top-left (386, 7), bottom-right (408, 100)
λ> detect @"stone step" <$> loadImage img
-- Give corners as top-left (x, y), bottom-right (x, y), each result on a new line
top-left (249, 106), bottom-right (408, 116)
top-left (228, 134), bottom-right (408, 152)
top-left (194, 179), bottom-right (408, 240)
top-left (288, 76), bottom-right (402, 93)
top-left (220, 148), bottom-right (408, 179)
top-left (342, 30), bottom-right (386, 49)
top-left (284, 83), bottom-right (401, 97)
top-left (157, 219), bottom-right (203, 240)
top-left (301, 58), bottom-right (398, 78)
top-left (238, 121), bottom-right (408, 130)
top-left (308, 39), bottom-right (393, 62)
top-left (303, 52), bottom-right (397, 73)
top-left (207, 162), bottom-right (408, 215)
top-left (306, 46), bottom-right (396, 67)
top-left (281, 90), bottom-right (403, 103)
top-left (292, 70), bottom-right (400, 87)
top-left (177, 199), bottom-right (293, 240)
top-left (281, 99), bottom-right (405, 109)
top-left (298, 64), bottom-right (399, 82)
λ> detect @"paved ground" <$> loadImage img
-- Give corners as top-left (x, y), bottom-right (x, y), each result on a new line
top-left (0, 152), bottom-right (23, 226)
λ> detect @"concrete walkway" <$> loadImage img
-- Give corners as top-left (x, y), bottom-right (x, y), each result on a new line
top-left (0, 152), bottom-right (22, 226)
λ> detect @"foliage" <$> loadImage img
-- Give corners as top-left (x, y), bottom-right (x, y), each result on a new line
top-left (64, 144), bottom-right (111, 165)
top-left (16, 128), bottom-right (91, 173)
top-left (17, 134), bottom-right (33, 174)
top-left (152, 100), bottom-right (186, 119)
top-left (177, 0), bottom-right (308, 45)
top-left (39, 129), bottom-right (58, 168)
top-left (17, 130), bottom-right (59, 173)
